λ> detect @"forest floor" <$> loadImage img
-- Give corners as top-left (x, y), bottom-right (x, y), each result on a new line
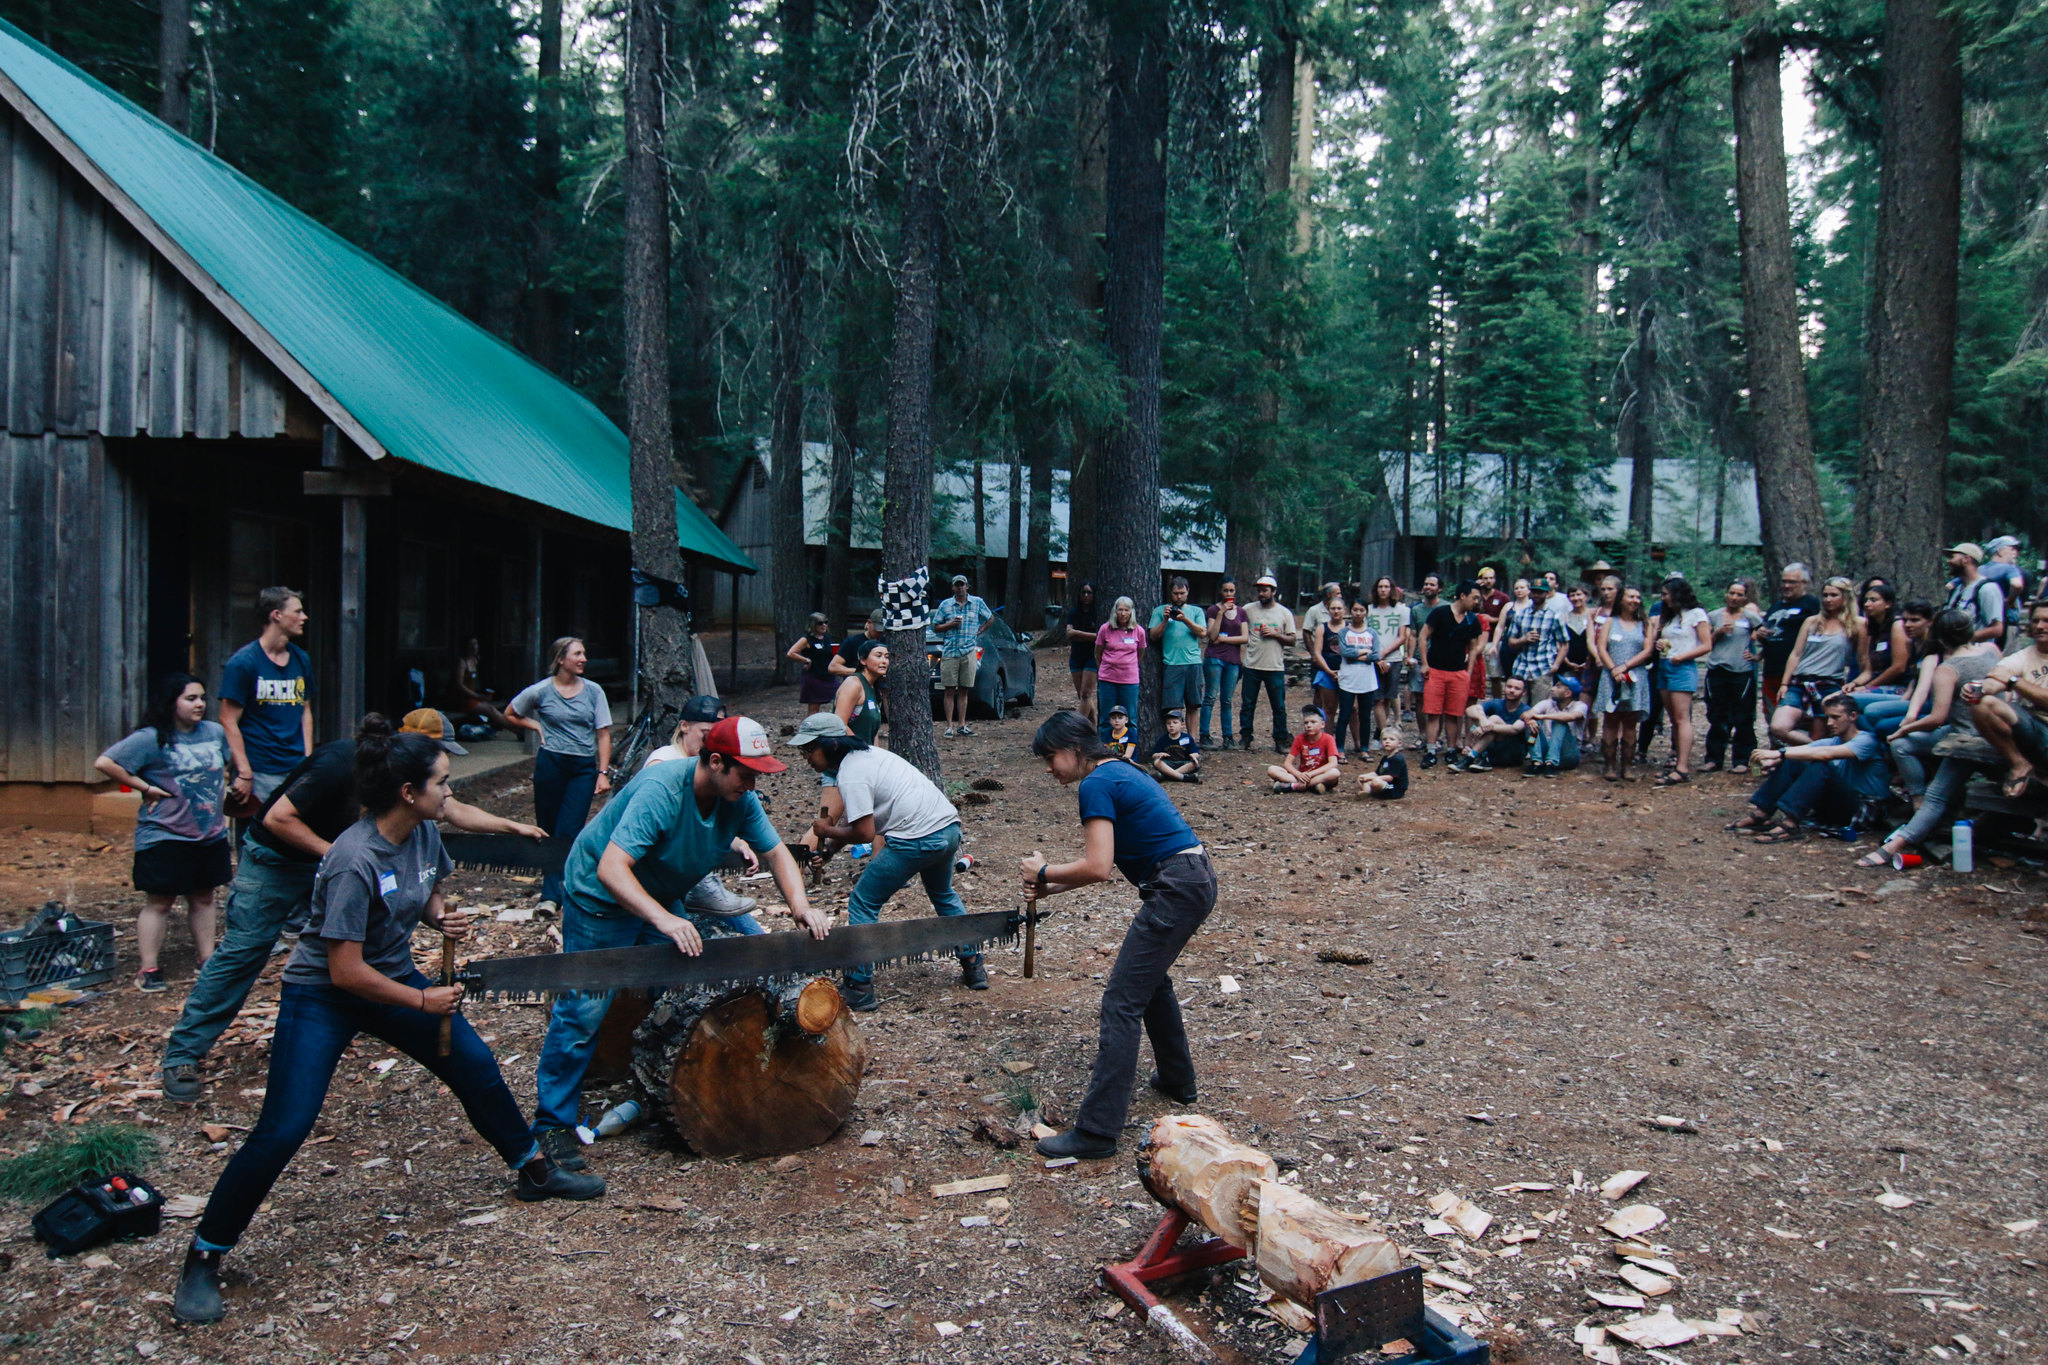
top-left (0, 681), bottom-right (2044, 1365)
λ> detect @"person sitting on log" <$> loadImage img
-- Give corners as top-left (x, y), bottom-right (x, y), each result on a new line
top-left (172, 717), bottom-right (602, 1326)
top-left (1022, 710), bottom-right (1218, 1160)
top-left (790, 712), bottom-right (984, 1011)
top-left (529, 717), bottom-right (831, 1174)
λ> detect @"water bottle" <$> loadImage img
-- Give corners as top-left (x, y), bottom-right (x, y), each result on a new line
top-left (847, 843), bottom-right (873, 860)
top-left (594, 1099), bottom-right (642, 1139)
top-left (954, 854), bottom-right (976, 873)
top-left (1951, 820), bottom-right (1974, 874)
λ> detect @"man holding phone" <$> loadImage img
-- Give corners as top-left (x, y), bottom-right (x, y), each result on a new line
top-left (1148, 577), bottom-right (1209, 724)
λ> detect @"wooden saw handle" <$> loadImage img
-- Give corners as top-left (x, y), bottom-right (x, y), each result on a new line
top-left (437, 937), bottom-right (456, 1057)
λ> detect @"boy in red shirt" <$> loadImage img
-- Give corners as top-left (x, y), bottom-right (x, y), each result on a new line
top-left (1269, 705), bottom-right (1342, 793)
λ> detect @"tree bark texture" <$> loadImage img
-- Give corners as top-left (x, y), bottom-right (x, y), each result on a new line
top-left (768, 0), bottom-right (818, 682)
top-left (1622, 300), bottom-right (1657, 541)
top-left (1729, 0), bottom-right (1832, 578)
top-left (1100, 0), bottom-right (1169, 743)
top-left (880, 122), bottom-right (944, 782)
top-left (624, 0), bottom-right (694, 712)
top-left (158, 0), bottom-right (192, 134)
top-left (528, 0), bottom-right (566, 372)
top-left (1060, 48), bottom-right (1108, 596)
top-left (825, 362), bottom-right (860, 629)
top-left (1004, 440), bottom-right (1023, 612)
top-left (1853, 0), bottom-right (1961, 600)
top-left (1024, 420), bottom-right (1053, 631)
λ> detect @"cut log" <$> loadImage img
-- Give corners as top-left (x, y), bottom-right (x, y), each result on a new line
top-left (792, 977), bottom-right (844, 1035)
top-left (631, 981), bottom-right (865, 1158)
top-left (1253, 1179), bottom-right (1404, 1309)
top-left (1138, 1114), bottom-right (1279, 1249)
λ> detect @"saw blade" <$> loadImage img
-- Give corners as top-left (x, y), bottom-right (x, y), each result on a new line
top-left (461, 908), bottom-right (1020, 999)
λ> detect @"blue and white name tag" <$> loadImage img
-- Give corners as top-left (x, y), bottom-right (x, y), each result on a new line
top-left (377, 870), bottom-right (400, 898)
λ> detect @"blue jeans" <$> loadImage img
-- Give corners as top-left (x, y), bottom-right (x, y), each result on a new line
top-left (1890, 727), bottom-right (1947, 799)
top-left (845, 823), bottom-right (970, 986)
top-left (1530, 718), bottom-right (1581, 767)
top-left (1239, 668), bottom-right (1288, 747)
top-left (1097, 681), bottom-right (1140, 743)
top-left (533, 749), bottom-right (598, 905)
top-left (1858, 694), bottom-right (1911, 741)
top-left (163, 837), bottom-right (317, 1070)
top-left (531, 898), bottom-right (672, 1133)
top-left (1751, 760), bottom-right (1859, 825)
top-left (1200, 659), bottom-right (1240, 740)
top-left (1893, 757), bottom-right (1987, 847)
top-left (194, 970), bottom-right (535, 1251)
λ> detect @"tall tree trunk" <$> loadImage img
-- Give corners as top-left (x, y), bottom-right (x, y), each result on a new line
top-left (1099, 0), bottom-right (1169, 743)
top-left (158, 0), bottom-right (192, 134)
top-left (528, 0), bottom-right (566, 371)
top-left (625, 0), bottom-right (693, 712)
top-left (769, 0), bottom-right (818, 683)
top-left (825, 359), bottom-right (859, 629)
top-left (1060, 40), bottom-right (1108, 593)
top-left (1231, 30), bottom-right (1297, 593)
top-left (1854, 0), bottom-right (1961, 600)
top-left (1024, 421), bottom-right (1053, 631)
top-left (880, 114), bottom-right (944, 781)
top-left (973, 459), bottom-right (988, 593)
top-left (1291, 51), bottom-right (1316, 255)
top-left (1622, 299), bottom-right (1657, 541)
top-left (1729, 0), bottom-right (1831, 577)
top-left (1004, 439), bottom-right (1023, 614)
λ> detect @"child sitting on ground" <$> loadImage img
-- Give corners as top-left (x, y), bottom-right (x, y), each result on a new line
top-left (1105, 705), bottom-right (1140, 762)
top-left (1356, 726), bottom-right (1410, 799)
top-left (1270, 705), bottom-right (1342, 793)
top-left (1151, 709), bottom-right (1202, 782)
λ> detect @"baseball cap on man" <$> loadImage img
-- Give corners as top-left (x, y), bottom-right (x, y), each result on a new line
top-left (1255, 574), bottom-right (1279, 588)
top-left (1986, 535), bottom-right (2020, 554)
top-left (703, 716), bottom-right (786, 773)
top-left (786, 713), bottom-right (852, 747)
top-left (1947, 542), bottom-right (1985, 564)
top-left (950, 574), bottom-right (969, 586)
top-left (399, 708), bottom-right (468, 755)
top-left (679, 695), bottom-right (725, 724)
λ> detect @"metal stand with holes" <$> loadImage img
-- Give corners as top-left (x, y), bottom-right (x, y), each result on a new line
top-left (1101, 1210), bottom-right (1489, 1364)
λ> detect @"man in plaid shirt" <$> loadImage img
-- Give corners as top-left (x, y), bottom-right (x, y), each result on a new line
top-left (1507, 576), bottom-right (1569, 704)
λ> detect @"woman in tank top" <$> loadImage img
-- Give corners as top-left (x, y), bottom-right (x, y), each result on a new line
top-left (1770, 577), bottom-right (1862, 746)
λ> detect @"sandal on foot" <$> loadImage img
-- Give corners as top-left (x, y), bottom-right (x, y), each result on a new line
top-left (1654, 771), bottom-right (1691, 786)
top-left (1724, 813), bottom-right (1768, 833)
top-left (2001, 768), bottom-right (2036, 799)
top-left (1854, 849), bottom-right (1892, 868)
top-left (1753, 823), bottom-right (1803, 844)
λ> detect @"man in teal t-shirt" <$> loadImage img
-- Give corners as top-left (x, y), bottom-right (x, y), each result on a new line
top-left (531, 717), bottom-right (829, 1166)
top-left (1148, 576), bottom-right (1209, 718)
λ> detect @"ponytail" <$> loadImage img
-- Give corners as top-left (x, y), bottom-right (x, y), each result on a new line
top-left (354, 713), bottom-right (443, 814)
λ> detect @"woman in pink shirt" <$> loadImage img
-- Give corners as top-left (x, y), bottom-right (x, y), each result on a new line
top-left (1094, 596), bottom-right (1145, 743)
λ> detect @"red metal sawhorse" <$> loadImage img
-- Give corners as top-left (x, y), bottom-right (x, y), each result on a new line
top-left (1100, 1209), bottom-right (1247, 1358)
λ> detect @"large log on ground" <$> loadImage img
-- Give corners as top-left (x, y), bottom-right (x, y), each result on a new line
top-left (1138, 1114), bottom-right (1278, 1249)
top-left (631, 978), bottom-right (864, 1158)
top-left (1252, 1178), bottom-right (1403, 1308)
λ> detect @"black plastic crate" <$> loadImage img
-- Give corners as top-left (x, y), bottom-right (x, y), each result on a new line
top-left (0, 908), bottom-right (116, 1002)
top-left (32, 1172), bottom-right (165, 1257)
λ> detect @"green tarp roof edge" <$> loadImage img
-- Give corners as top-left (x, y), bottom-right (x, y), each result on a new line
top-left (0, 18), bottom-right (634, 533)
top-left (676, 489), bottom-right (758, 575)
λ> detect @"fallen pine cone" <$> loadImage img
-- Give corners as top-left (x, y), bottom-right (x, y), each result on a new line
top-left (1317, 949), bottom-right (1374, 966)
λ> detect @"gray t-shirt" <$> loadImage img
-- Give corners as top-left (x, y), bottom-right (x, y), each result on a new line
top-left (1706, 608), bottom-right (1757, 672)
top-left (834, 748), bottom-right (960, 842)
top-left (285, 818), bottom-right (452, 986)
top-left (100, 722), bottom-right (229, 849)
top-left (510, 678), bottom-right (613, 757)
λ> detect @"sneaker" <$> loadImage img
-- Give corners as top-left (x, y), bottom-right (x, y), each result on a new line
top-left (1521, 762), bottom-right (1543, 778)
top-left (1149, 1071), bottom-right (1199, 1105)
top-left (1182, 772), bottom-right (1201, 784)
top-left (944, 726), bottom-right (957, 738)
top-left (958, 724), bottom-right (975, 736)
top-left (517, 1154), bottom-right (607, 1203)
top-left (842, 978), bottom-right (879, 1013)
top-left (536, 899), bottom-right (560, 920)
top-left (172, 1243), bottom-right (226, 1324)
top-left (536, 1125), bottom-right (588, 1173)
top-left (1448, 751), bottom-right (1471, 773)
top-left (1466, 754), bottom-right (1494, 773)
top-left (1273, 781), bottom-right (1293, 794)
top-left (1421, 747), bottom-right (1438, 769)
top-left (683, 877), bottom-right (758, 918)
top-left (136, 968), bottom-right (167, 993)
top-left (162, 1063), bottom-right (204, 1103)
top-left (1035, 1127), bottom-right (1119, 1160)
top-left (1199, 734), bottom-right (1215, 748)
top-left (1311, 782), bottom-right (1329, 795)
top-left (960, 955), bottom-right (988, 990)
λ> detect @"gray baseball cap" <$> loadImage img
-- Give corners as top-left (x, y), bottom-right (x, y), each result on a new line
top-left (786, 712), bottom-right (851, 747)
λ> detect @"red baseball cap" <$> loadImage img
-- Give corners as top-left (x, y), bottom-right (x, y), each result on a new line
top-left (703, 716), bottom-right (786, 773)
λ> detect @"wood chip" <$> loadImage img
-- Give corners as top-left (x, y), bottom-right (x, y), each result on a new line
top-left (1605, 1310), bottom-right (1698, 1349)
top-left (1875, 1192), bottom-right (1916, 1210)
top-left (458, 1212), bottom-right (500, 1226)
top-left (1586, 1290), bottom-right (1646, 1309)
top-left (161, 1194), bottom-right (205, 1219)
top-left (860, 1130), bottom-right (885, 1147)
top-left (1599, 1170), bottom-right (1648, 1201)
top-left (931, 1175), bottom-right (1011, 1198)
top-left (1217, 975), bottom-right (1240, 994)
top-left (1685, 1319), bottom-right (1742, 1337)
top-left (2001, 1219), bottom-right (2038, 1234)
top-left (1493, 1181), bottom-right (1556, 1194)
top-left (1617, 1263), bottom-right (1675, 1296)
top-left (933, 1321), bottom-right (962, 1337)
top-left (1644, 1115), bottom-right (1698, 1133)
top-left (1000, 1061), bottom-right (1035, 1075)
top-left (1426, 1190), bottom-right (1493, 1240)
top-left (1422, 1272), bottom-right (1473, 1296)
top-left (1600, 1204), bottom-right (1666, 1239)
top-left (1622, 1254), bottom-right (1680, 1276)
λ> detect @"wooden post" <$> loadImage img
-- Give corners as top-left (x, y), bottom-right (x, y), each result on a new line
top-left (526, 527), bottom-right (544, 754)
top-left (324, 425), bottom-right (366, 730)
top-left (729, 569), bottom-right (739, 692)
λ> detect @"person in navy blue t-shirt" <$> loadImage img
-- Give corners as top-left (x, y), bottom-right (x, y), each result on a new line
top-left (219, 586), bottom-right (313, 808)
top-left (1022, 711), bottom-right (1217, 1160)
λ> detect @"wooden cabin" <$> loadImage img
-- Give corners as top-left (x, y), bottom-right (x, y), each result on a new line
top-left (0, 22), bottom-right (751, 829)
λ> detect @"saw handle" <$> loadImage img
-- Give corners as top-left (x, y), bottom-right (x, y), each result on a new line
top-left (437, 937), bottom-right (456, 1056)
top-left (1023, 901), bottom-right (1038, 979)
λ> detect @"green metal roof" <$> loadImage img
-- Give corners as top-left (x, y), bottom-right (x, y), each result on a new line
top-left (676, 489), bottom-right (758, 574)
top-left (0, 20), bottom-right (637, 531)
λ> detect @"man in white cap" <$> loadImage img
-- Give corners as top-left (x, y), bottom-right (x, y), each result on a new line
top-left (528, 716), bottom-right (829, 1171)
top-left (1239, 574), bottom-right (1297, 753)
top-left (790, 712), bottom-right (981, 1012)
top-left (931, 573), bottom-right (994, 737)
top-left (1944, 542), bottom-right (2006, 644)
top-left (1982, 536), bottom-right (2029, 643)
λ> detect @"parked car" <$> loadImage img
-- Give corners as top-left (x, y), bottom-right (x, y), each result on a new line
top-left (925, 613), bottom-right (1037, 719)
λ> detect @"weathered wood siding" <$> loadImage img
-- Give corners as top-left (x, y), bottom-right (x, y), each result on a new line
top-left (0, 104), bottom-right (289, 442)
top-left (720, 459), bottom-right (775, 626)
top-left (0, 433), bottom-right (144, 782)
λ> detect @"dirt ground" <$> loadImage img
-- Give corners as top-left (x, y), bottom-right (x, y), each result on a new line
top-left (1, 681), bottom-right (2044, 1365)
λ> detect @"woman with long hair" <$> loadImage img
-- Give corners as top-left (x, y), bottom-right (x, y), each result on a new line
top-left (1652, 577), bottom-right (1713, 784)
top-left (506, 637), bottom-right (612, 912)
top-left (1202, 580), bottom-right (1250, 746)
top-left (171, 717), bottom-right (600, 1325)
top-left (1094, 597), bottom-right (1146, 743)
top-left (1770, 577), bottom-right (1863, 745)
top-left (1561, 585), bottom-right (1595, 718)
top-left (1065, 583), bottom-right (1102, 723)
top-left (1856, 598), bottom-right (1936, 741)
top-left (1364, 577), bottom-right (1409, 733)
top-left (94, 674), bottom-right (229, 991)
top-left (1847, 583), bottom-right (1910, 700)
top-left (1594, 586), bottom-right (1655, 781)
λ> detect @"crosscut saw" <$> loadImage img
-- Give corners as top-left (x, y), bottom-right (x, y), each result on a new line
top-left (457, 902), bottom-right (1051, 1000)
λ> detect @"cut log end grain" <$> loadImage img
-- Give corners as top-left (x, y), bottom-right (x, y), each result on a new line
top-left (794, 977), bottom-right (844, 1035)
top-left (1139, 1114), bottom-right (1278, 1249)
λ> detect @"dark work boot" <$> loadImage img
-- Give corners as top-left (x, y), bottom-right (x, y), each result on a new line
top-left (1035, 1127), bottom-right (1119, 1160)
top-left (959, 955), bottom-right (988, 991)
top-left (173, 1243), bottom-right (226, 1324)
top-left (1149, 1071), bottom-right (1198, 1105)
top-left (842, 977), bottom-right (879, 1013)
top-left (517, 1153), bottom-right (606, 1202)
top-left (537, 1125), bottom-right (587, 1173)
top-left (161, 1063), bottom-right (203, 1104)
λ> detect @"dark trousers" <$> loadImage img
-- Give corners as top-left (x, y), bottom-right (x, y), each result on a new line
top-left (195, 971), bottom-right (534, 1250)
top-left (1750, 759), bottom-right (1858, 826)
top-left (1074, 850), bottom-right (1216, 1141)
top-left (162, 838), bottom-right (317, 1070)
top-left (1333, 688), bottom-right (1377, 754)
top-left (1703, 667), bottom-right (1757, 768)
top-left (1239, 669), bottom-right (1289, 747)
top-left (532, 749), bottom-right (598, 905)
